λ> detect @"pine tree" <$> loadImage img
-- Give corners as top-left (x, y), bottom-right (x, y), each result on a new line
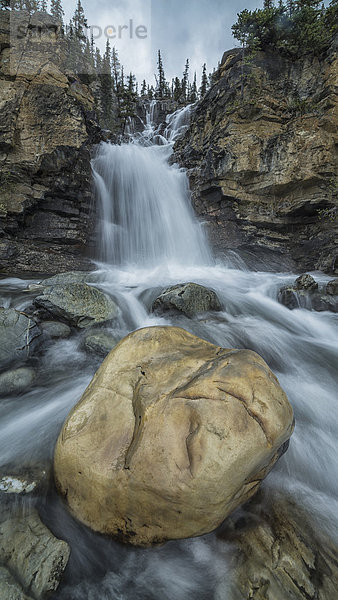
top-left (173, 76), bottom-right (182, 102)
top-left (189, 72), bottom-right (198, 103)
top-left (264, 0), bottom-right (275, 8)
top-left (181, 58), bottom-right (189, 101)
top-left (156, 50), bottom-right (166, 99)
top-left (0, 0), bottom-right (10, 8)
top-left (140, 79), bottom-right (147, 97)
top-left (100, 39), bottom-right (113, 127)
top-left (111, 46), bottom-right (120, 93)
top-left (73, 0), bottom-right (87, 41)
top-left (199, 63), bottom-right (208, 97)
top-left (40, 0), bottom-right (48, 11)
top-left (50, 0), bottom-right (64, 22)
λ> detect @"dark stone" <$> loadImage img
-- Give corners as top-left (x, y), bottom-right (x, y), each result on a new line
top-left (152, 283), bottom-right (222, 317)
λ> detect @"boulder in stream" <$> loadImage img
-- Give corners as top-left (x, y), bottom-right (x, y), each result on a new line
top-left (152, 282), bottom-right (222, 316)
top-left (83, 329), bottom-right (120, 357)
top-left (0, 367), bottom-right (36, 397)
top-left (278, 274), bottom-right (338, 313)
top-left (54, 326), bottom-right (294, 547)
top-left (34, 283), bottom-right (119, 328)
top-left (0, 308), bottom-right (40, 369)
top-left (0, 510), bottom-right (70, 599)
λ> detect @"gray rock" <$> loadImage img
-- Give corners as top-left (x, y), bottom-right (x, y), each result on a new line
top-left (34, 283), bottom-right (119, 329)
top-left (311, 294), bottom-right (338, 313)
top-left (0, 367), bottom-right (36, 397)
top-left (83, 330), bottom-right (119, 357)
top-left (0, 566), bottom-right (33, 600)
top-left (326, 278), bottom-right (338, 296)
top-left (152, 283), bottom-right (222, 317)
top-left (0, 510), bottom-right (70, 600)
top-left (0, 308), bottom-right (40, 369)
top-left (278, 275), bottom-right (337, 313)
top-left (294, 274), bottom-right (318, 291)
top-left (40, 321), bottom-right (71, 339)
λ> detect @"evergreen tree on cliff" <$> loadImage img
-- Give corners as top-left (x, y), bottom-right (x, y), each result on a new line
top-left (73, 0), bottom-right (87, 41)
top-left (199, 63), bottom-right (208, 97)
top-left (50, 0), bottom-right (64, 22)
top-left (0, 0), bottom-right (10, 8)
top-left (156, 50), bottom-right (166, 99)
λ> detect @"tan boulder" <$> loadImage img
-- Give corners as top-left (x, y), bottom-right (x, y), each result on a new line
top-left (54, 326), bottom-right (294, 546)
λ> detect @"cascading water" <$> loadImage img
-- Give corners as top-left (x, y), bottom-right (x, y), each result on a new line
top-left (91, 139), bottom-right (210, 267)
top-left (0, 102), bottom-right (337, 600)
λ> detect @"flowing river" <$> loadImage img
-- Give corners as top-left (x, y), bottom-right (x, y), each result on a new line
top-left (0, 105), bottom-right (337, 599)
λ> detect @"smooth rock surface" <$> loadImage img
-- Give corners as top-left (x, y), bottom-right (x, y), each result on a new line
top-left (83, 329), bottom-right (119, 357)
top-left (0, 308), bottom-right (40, 369)
top-left (152, 282), bottom-right (222, 316)
top-left (54, 326), bottom-right (294, 546)
top-left (0, 510), bottom-right (70, 600)
top-left (34, 283), bottom-right (118, 329)
top-left (40, 321), bottom-right (71, 339)
top-left (0, 367), bottom-right (36, 397)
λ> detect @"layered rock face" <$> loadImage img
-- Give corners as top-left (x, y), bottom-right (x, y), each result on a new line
top-left (54, 326), bottom-right (294, 547)
top-left (0, 11), bottom-right (101, 276)
top-left (174, 44), bottom-right (337, 273)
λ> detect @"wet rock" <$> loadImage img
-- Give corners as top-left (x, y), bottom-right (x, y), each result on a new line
top-left (278, 275), bottom-right (337, 312)
top-left (40, 321), bottom-right (71, 339)
top-left (0, 510), bottom-right (70, 600)
top-left (293, 274), bottom-right (318, 291)
top-left (222, 492), bottom-right (338, 600)
top-left (0, 308), bottom-right (40, 369)
top-left (83, 329), bottom-right (119, 357)
top-left (34, 283), bottom-right (119, 329)
top-left (54, 326), bottom-right (293, 547)
top-left (0, 566), bottom-right (33, 600)
top-left (29, 271), bottom-right (93, 292)
top-left (152, 282), bottom-right (222, 317)
top-left (0, 367), bottom-right (36, 397)
top-left (326, 278), bottom-right (338, 296)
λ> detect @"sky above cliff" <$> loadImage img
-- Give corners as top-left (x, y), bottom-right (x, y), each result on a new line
top-left (62, 0), bottom-right (263, 84)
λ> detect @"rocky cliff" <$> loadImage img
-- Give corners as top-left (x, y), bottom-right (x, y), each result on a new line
top-left (174, 42), bottom-right (337, 273)
top-left (0, 11), bottom-right (101, 276)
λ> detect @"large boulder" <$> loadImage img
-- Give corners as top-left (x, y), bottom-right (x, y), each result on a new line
top-left (152, 282), bottom-right (222, 316)
top-left (54, 326), bottom-right (294, 547)
top-left (0, 308), bottom-right (40, 369)
top-left (34, 283), bottom-right (118, 328)
top-left (0, 510), bottom-right (70, 599)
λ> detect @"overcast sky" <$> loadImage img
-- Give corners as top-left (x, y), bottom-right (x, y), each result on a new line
top-left (60, 0), bottom-right (270, 84)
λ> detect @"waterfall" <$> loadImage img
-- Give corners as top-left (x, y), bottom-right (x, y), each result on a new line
top-left (91, 104), bottom-right (210, 267)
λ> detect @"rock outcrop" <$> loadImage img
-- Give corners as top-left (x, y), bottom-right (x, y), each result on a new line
top-left (0, 11), bottom-right (101, 276)
top-left (54, 326), bottom-right (294, 547)
top-left (221, 492), bottom-right (338, 600)
top-left (174, 43), bottom-right (337, 274)
top-left (0, 510), bottom-right (70, 599)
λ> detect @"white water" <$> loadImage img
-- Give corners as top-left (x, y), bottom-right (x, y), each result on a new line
top-left (0, 104), bottom-right (337, 599)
